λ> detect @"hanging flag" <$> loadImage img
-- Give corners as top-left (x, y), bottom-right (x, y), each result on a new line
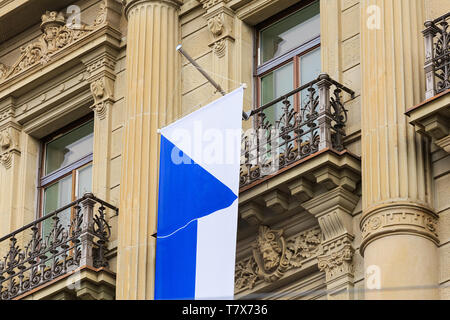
top-left (155, 86), bottom-right (244, 300)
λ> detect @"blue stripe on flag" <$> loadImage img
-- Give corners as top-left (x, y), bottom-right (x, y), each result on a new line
top-left (155, 219), bottom-right (198, 300)
top-left (155, 135), bottom-right (238, 299)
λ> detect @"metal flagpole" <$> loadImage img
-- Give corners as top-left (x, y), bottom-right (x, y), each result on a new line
top-left (176, 44), bottom-right (250, 120)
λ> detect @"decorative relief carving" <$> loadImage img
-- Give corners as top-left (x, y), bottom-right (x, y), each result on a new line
top-left (253, 225), bottom-right (288, 283)
top-left (0, 5), bottom-right (107, 84)
top-left (207, 13), bottom-right (225, 37)
top-left (202, 2), bottom-right (235, 58)
top-left (0, 130), bottom-right (18, 170)
top-left (0, 130), bottom-right (11, 150)
top-left (94, 1), bottom-right (107, 26)
top-left (235, 226), bottom-right (322, 293)
top-left (317, 244), bottom-right (354, 281)
top-left (360, 204), bottom-right (439, 254)
top-left (0, 108), bottom-right (14, 121)
top-left (89, 77), bottom-right (114, 120)
top-left (212, 39), bottom-right (226, 58)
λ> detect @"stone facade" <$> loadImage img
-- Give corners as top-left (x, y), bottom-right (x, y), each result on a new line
top-left (0, 0), bottom-right (448, 300)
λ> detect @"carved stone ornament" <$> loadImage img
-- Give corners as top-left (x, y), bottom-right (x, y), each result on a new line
top-left (0, 130), bottom-right (15, 169)
top-left (253, 225), bottom-right (289, 282)
top-left (317, 244), bottom-right (354, 281)
top-left (89, 75), bottom-right (115, 120)
top-left (207, 13), bottom-right (225, 37)
top-left (0, 130), bottom-right (11, 150)
top-left (0, 3), bottom-right (107, 84)
top-left (212, 39), bottom-right (226, 58)
top-left (235, 226), bottom-right (322, 293)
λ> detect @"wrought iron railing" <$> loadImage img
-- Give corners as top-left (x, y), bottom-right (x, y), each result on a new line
top-left (0, 193), bottom-right (118, 300)
top-left (240, 73), bottom-right (355, 188)
top-left (423, 12), bottom-right (450, 99)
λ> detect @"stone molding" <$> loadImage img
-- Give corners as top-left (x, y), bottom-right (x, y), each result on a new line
top-left (360, 202), bottom-right (439, 256)
top-left (234, 226), bottom-right (322, 293)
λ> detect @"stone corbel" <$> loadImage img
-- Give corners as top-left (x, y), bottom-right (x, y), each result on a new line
top-left (0, 126), bottom-right (21, 170)
top-left (317, 242), bottom-right (354, 285)
top-left (89, 76), bottom-right (115, 120)
top-left (0, 97), bottom-right (20, 170)
top-left (201, 1), bottom-right (235, 58)
top-left (83, 52), bottom-right (117, 120)
top-left (302, 187), bottom-right (359, 244)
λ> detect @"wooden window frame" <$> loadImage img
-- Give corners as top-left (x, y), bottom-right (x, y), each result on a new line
top-left (255, 0), bottom-right (321, 111)
top-left (38, 114), bottom-right (94, 221)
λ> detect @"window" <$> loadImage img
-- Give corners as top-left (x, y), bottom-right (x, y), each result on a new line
top-left (39, 118), bottom-right (94, 235)
top-left (256, 0), bottom-right (321, 125)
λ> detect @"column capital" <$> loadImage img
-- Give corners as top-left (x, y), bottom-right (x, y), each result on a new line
top-left (360, 202), bottom-right (439, 256)
top-left (123, 0), bottom-right (183, 18)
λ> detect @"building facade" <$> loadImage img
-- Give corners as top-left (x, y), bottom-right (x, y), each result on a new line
top-left (0, 0), bottom-right (448, 300)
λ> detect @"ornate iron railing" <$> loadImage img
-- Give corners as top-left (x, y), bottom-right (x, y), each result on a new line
top-left (423, 12), bottom-right (450, 99)
top-left (0, 193), bottom-right (117, 300)
top-left (240, 73), bottom-right (355, 188)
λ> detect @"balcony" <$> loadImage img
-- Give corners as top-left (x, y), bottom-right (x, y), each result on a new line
top-left (0, 193), bottom-right (117, 300)
top-left (235, 74), bottom-right (361, 298)
top-left (407, 12), bottom-right (450, 153)
top-left (240, 73), bottom-right (357, 191)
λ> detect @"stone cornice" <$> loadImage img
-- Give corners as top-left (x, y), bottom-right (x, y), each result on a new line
top-left (0, 4), bottom-right (109, 87)
top-left (0, 25), bottom-right (121, 101)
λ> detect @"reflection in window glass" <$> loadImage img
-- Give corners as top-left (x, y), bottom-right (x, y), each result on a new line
top-left (261, 62), bottom-right (294, 125)
top-left (77, 164), bottom-right (93, 198)
top-left (300, 47), bottom-right (321, 103)
top-left (45, 121), bottom-right (94, 175)
top-left (260, 1), bottom-right (320, 64)
top-left (42, 175), bottom-right (72, 237)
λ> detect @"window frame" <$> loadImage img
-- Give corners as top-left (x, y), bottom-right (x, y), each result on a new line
top-left (254, 0), bottom-right (321, 111)
top-left (38, 114), bottom-right (94, 220)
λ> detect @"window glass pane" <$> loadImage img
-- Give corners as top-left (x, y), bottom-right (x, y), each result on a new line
top-left (261, 62), bottom-right (294, 125)
top-left (300, 47), bottom-right (321, 103)
top-left (45, 120), bottom-right (94, 175)
top-left (42, 175), bottom-right (72, 237)
top-left (260, 1), bottom-right (320, 64)
top-left (76, 164), bottom-right (92, 198)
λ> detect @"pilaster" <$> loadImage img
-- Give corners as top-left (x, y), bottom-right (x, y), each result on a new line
top-left (303, 186), bottom-right (359, 299)
top-left (0, 97), bottom-right (22, 236)
top-left (83, 47), bottom-right (119, 202)
top-left (200, 0), bottom-right (236, 93)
